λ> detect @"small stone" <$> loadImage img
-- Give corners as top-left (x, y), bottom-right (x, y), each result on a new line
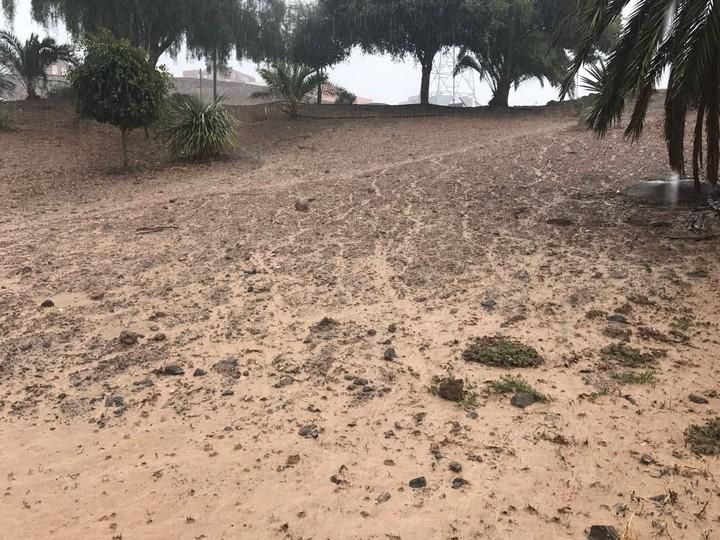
top-left (437, 378), bottom-right (464, 402)
top-left (149, 324), bottom-right (160, 332)
top-left (588, 525), bottom-right (620, 540)
top-left (295, 199), bottom-right (310, 212)
top-left (151, 333), bottom-right (166, 342)
top-left (286, 454), bottom-right (301, 466)
top-left (639, 453), bottom-right (655, 465)
top-left (546, 217), bottom-right (574, 226)
top-left (299, 424), bottom-right (319, 439)
top-left (376, 492), bottom-right (391, 504)
top-left (362, 386), bottom-right (374, 393)
top-left (449, 461), bottom-right (462, 473)
top-left (387, 323), bottom-right (397, 333)
top-left (383, 347), bottom-right (397, 361)
top-left (40, 299), bottom-right (55, 308)
top-left (119, 330), bottom-right (140, 346)
top-left (481, 298), bottom-right (496, 311)
top-left (367, 329), bottom-right (377, 336)
top-left (607, 314), bottom-right (628, 324)
top-left (133, 378), bottom-right (153, 388)
top-left (276, 375), bottom-right (294, 387)
top-left (451, 477), bottom-right (468, 489)
top-left (193, 368), bottom-right (207, 377)
top-left (105, 395), bottom-right (124, 408)
top-left (162, 364), bottom-right (184, 376)
top-left (89, 292), bottom-right (105, 301)
top-left (689, 393), bottom-right (709, 404)
top-left (511, 392), bottom-right (537, 409)
top-left (343, 373), bottom-right (356, 381)
top-left (221, 389), bottom-right (234, 396)
top-left (409, 476), bottom-right (427, 489)
top-left (353, 377), bottom-right (369, 387)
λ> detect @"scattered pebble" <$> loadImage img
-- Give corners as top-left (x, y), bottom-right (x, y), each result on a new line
top-left (409, 476), bottom-right (427, 489)
top-left (105, 395), bottom-right (124, 408)
top-left (639, 453), bottom-right (655, 465)
top-left (376, 492), bottom-right (391, 504)
top-left (161, 364), bottom-right (184, 376)
top-left (383, 347), bottom-right (397, 361)
top-left (511, 392), bottom-right (537, 408)
top-left (689, 393), bottom-right (709, 404)
top-left (588, 525), bottom-right (619, 540)
top-left (299, 424), bottom-right (319, 439)
top-left (451, 477), bottom-right (468, 489)
top-left (607, 314), bottom-right (628, 324)
top-left (119, 330), bottom-right (140, 346)
top-left (193, 368), bottom-right (207, 377)
top-left (449, 461), bottom-right (462, 473)
top-left (295, 199), bottom-right (310, 212)
top-left (40, 299), bottom-right (55, 308)
top-left (437, 378), bottom-right (464, 402)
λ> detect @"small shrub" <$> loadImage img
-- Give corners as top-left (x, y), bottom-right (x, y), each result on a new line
top-left (159, 94), bottom-right (238, 160)
top-left (487, 374), bottom-right (550, 402)
top-left (685, 418), bottom-right (720, 455)
top-left (601, 343), bottom-right (658, 367)
top-left (0, 108), bottom-right (14, 131)
top-left (610, 370), bottom-right (657, 385)
top-left (462, 336), bottom-right (543, 368)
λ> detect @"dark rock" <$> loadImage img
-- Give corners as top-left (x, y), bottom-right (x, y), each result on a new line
top-left (383, 347), bottom-right (397, 361)
top-left (588, 525), bottom-right (619, 540)
top-left (546, 217), bottom-right (574, 226)
top-left (133, 378), bottom-right (153, 388)
top-left (689, 393), bottom-right (709, 404)
top-left (276, 375), bottom-right (295, 387)
top-left (221, 389), bottom-right (234, 396)
top-left (329, 474), bottom-right (346, 485)
top-left (607, 314), bottom-right (628, 324)
top-left (376, 492), bottom-right (391, 504)
top-left (449, 461), bottom-right (462, 473)
top-left (105, 395), bottom-right (124, 408)
top-left (387, 323), bottom-right (397, 333)
top-left (295, 199), bottom-right (310, 212)
top-left (151, 333), bottom-right (167, 342)
top-left (89, 292), bottom-right (105, 301)
top-left (213, 356), bottom-right (240, 376)
top-left (343, 373), bottom-right (356, 381)
top-left (119, 330), bottom-right (140, 346)
top-left (639, 453), bottom-right (655, 465)
top-left (409, 476), bottom-right (427, 489)
top-left (367, 329), bottom-right (377, 336)
top-left (481, 298), bottom-right (496, 311)
top-left (361, 386), bottom-right (374, 393)
top-left (511, 392), bottom-right (537, 409)
top-left (162, 364), bottom-right (184, 376)
top-left (299, 424), bottom-right (319, 439)
top-left (193, 368), bottom-right (207, 377)
top-left (451, 477), bottom-right (469, 489)
top-left (353, 377), bottom-right (369, 387)
top-left (40, 299), bottom-right (55, 308)
top-left (437, 378), bottom-right (464, 402)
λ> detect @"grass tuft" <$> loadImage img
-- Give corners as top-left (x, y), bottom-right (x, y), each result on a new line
top-left (487, 374), bottom-right (550, 402)
top-left (601, 343), bottom-right (658, 367)
top-left (462, 336), bottom-right (543, 368)
top-left (610, 369), bottom-right (657, 385)
top-left (685, 418), bottom-right (720, 455)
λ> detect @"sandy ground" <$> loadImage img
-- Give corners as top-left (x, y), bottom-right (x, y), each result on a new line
top-left (0, 99), bottom-right (719, 540)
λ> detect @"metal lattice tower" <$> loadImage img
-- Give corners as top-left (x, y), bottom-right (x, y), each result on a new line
top-left (431, 47), bottom-right (477, 107)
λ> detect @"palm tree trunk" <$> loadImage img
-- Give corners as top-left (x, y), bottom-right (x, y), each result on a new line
top-left (212, 50), bottom-right (218, 101)
top-left (693, 98), bottom-right (705, 190)
top-left (490, 80), bottom-right (511, 108)
top-left (121, 128), bottom-right (129, 169)
top-left (317, 68), bottom-right (323, 104)
top-left (706, 55), bottom-right (720, 185)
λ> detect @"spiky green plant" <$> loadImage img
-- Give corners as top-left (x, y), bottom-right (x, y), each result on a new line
top-left (0, 31), bottom-right (73, 99)
top-left (252, 62), bottom-right (339, 117)
top-left (0, 65), bottom-right (15, 98)
top-left (159, 94), bottom-right (238, 160)
top-left (565, 0), bottom-right (720, 188)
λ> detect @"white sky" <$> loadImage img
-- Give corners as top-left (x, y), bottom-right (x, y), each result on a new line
top-left (2, 0), bottom-right (572, 105)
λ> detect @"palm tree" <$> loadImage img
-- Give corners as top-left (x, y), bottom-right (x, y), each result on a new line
top-left (252, 63), bottom-right (339, 117)
top-left (565, 0), bottom-right (720, 189)
top-left (0, 65), bottom-right (15, 98)
top-left (0, 31), bottom-right (74, 100)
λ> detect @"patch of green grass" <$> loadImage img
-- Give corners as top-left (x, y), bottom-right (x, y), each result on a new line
top-left (462, 336), bottom-right (543, 368)
top-left (610, 369), bottom-right (657, 385)
top-left (685, 418), bottom-right (720, 455)
top-left (601, 343), bottom-right (658, 368)
top-left (487, 374), bottom-right (550, 402)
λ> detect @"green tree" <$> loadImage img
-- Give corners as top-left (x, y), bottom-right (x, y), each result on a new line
top-left (253, 62), bottom-right (338, 116)
top-left (3, 0), bottom-right (285, 67)
top-left (70, 34), bottom-right (170, 168)
top-left (0, 31), bottom-right (73, 99)
top-left (335, 88), bottom-right (356, 104)
top-left (287, 2), bottom-right (349, 104)
top-left (565, 0), bottom-right (719, 187)
top-left (0, 64), bottom-right (15, 97)
top-left (323, 0), bottom-right (465, 105)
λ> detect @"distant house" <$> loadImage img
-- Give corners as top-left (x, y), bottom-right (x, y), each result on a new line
top-left (182, 68), bottom-right (256, 84)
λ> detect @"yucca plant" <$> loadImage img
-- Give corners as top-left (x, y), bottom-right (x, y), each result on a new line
top-left (252, 62), bottom-right (339, 117)
top-left (0, 31), bottom-right (74, 99)
top-left (159, 94), bottom-right (238, 160)
top-left (565, 0), bottom-right (720, 189)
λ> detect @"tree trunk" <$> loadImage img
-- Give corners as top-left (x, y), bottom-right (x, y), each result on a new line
top-left (420, 60), bottom-right (433, 106)
top-left (212, 50), bottom-right (218, 101)
top-left (121, 128), bottom-right (129, 169)
top-left (25, 78), bottom-right (38, 100)
top-left (317, 82), bottom-right (323, 105)
top-left (706, 55), bottom-right (720, 185)
top-left (489, 81), bottom-right (511, 108)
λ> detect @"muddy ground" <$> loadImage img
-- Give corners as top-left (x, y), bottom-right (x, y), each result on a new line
top-left (0, 99), bottom-right (719, 540)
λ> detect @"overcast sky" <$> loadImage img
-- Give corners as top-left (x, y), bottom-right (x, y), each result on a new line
top-left (2, 0), bottom-right (571, 105)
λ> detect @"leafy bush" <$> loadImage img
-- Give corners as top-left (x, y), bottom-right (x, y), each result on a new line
top-left (487, 375), bottom-right (550, 402)
top-left (70, 33), bottom-right (170, 168)
top-left (335, 89), bottom-right (357, 105)
top-left (159, 94), bottom-right (238, 160)
top-left (462, 336), bottom-right (543, 367)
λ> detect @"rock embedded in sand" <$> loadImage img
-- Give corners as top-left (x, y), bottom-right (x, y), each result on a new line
top-left (588, 525), bottom-right (620, 540)
top-left (607, 314), bottom-right (628, 324)
top-left (119, 330), bottom-right (140, 346)
top-left (105, 395), bottom-right (124, 408)
top-left (161, 364), bottom-right (184, 376)
top-left (299, 424), bottom-right (319, 439)
top-left (193, 368), bottom-right (207, 377)
top-left (689, 393), bottom-right (709, 404)
top-left (409, 476), bottom-right (427, 489)
top-left (639, 453), bottom-right (655, 465)
top-left (383, 347), bottom-right (397, 361)
top-left (40, 299), bottom-right (55, 308)
top-left (437, 378), bottom-right (464, 402)
top-left (295, 199), bottom-right (310, 212)
top-left (449, 461), bottom-right (462, 473)
top-left (511, 392), bottom-right (537, 409)
top-left (451, 477), bottom-right (468, 489)
top-left (376, 492), bottom-right (391, 504)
